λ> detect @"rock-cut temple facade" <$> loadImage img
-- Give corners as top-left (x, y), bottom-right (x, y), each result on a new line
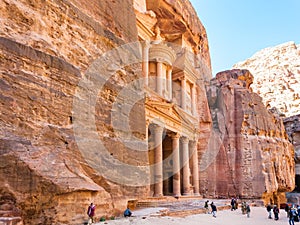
top-left (134, 0), bottom-right (212, 197)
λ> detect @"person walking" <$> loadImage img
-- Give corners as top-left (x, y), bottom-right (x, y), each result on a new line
top-left (297, 205), bottom-right (300, 222)
top-left (204, 200), bottom-right (210, 214)
top-left (211, 202), bottom-right (217, 218)
top-left (289, 206), bottom-right (297, 225)
top-left (285, 204), bottom-right (290, 218)
top-left (241, 201), bottom-right (246, 214)
top-left (266, 204), bottom-right (272, 219)
top-left (87, 203), bottom-right (96, 224)
top-left (273, 205), bottom-right (279, 221)
top-left (246, 203), bottom-right (251, 218)
top-left (231, 198), bottom-right (235, 211)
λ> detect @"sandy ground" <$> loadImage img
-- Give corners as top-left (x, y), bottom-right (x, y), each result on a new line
top-left (94, 207), bottom-right (291, 225)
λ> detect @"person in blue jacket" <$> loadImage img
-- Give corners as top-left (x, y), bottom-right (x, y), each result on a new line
top-left (124, 207), bottom-right (132, 217)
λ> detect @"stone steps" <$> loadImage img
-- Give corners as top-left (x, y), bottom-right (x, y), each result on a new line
top-left (136, 196), bottom-right (203, 208)
top-left (136, 196), bottom-right (215, 217)
top-left (136, 200), bottom-right (231, 218)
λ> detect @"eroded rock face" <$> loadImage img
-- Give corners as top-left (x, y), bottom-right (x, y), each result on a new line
top-left (284, 115), bottom-right (300, 190)
top-left (203, 69), bottom-right (295, 204)
top-left (0, 0), bottom-right (146, 224)
top-left (233, 42), bottom-right (300, 117)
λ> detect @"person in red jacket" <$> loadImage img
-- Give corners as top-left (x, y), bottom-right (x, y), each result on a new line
top-left (87, 203), bottom-right (96, 224)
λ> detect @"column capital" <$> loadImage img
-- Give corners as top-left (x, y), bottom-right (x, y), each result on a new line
top-left (179, 76), bottom-right (186, 81)
top-left (151, 123), bottom-right (164, 133)
top-left (169, 132), bottom-right (181, 139)
top-left (155, 58), bottom-right (165, 63)
top-left (146, 119), bottom-right (151, 127)
top-left (166, 65), bottom-right (173, 71)
top-left (141, 40), bottom-right (151, 49)
top-left (180, 136), bottom-right (189, 144)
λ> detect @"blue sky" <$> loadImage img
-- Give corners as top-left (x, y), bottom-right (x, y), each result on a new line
top-left (190, 0), bottom-right (300, 76)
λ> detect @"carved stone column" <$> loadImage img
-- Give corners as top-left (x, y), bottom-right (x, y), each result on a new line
top-left (190, 140), bottom-right (200, 196)
top-left (156, 61), bottom-right (163, 96)
top-left (171, 133), bottom-right (181, 197)
top-left (181, 136), bottom-right (190, 195)
top-left (181, 77), bottom-right (186, 110)
top-left (153, 124), bottom-right (164, 197)
top-left (191, 84), bottom-right (196, 116)
top-left (167, 66), bottom-right (173, 101)
top-left (146, 119), bottom-right (150, 149)
top-left (142, 41), bottom-right (151, 86)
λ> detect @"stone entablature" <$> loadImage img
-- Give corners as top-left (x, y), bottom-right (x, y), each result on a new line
top-left (173, 49), bottom-right (198, 83)
top-left (149, 43), bottom-right (176, 66)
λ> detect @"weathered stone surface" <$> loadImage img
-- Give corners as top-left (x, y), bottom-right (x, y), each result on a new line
top-left (233, 42), bottom-right (300, 117)
top-left (203, 69), bottom-right (295, 204)
top-left (284, 115), bottom-right (300, 193)
top-left (0, 0), bottom-right (146, 224)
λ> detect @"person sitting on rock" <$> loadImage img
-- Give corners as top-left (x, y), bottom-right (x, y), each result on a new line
top-left (124, 207), bottom-right (132, 217)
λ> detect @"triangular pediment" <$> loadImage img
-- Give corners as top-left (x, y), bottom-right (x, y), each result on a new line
top-left (145, 99), bottom-right (197, 128)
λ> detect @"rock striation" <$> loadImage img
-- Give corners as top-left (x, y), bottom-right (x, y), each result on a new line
top-left (0, 0), bottom-right (144, 224)
top-left (203, 69), bottom-right (295, 204)
top-left (233, 42), bottom-right (300, 117)
top-left (284, 115), bottom-right (300, 195)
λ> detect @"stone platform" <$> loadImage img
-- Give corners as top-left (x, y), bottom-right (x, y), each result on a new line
top-left (135, 197), bottom-right (232, 217)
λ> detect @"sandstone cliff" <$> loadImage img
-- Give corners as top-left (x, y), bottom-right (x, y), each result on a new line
top-left (0, 0), bottom-right (144, 224)
top-left (284, 115), bottom-right (300, 192)
top-left (203, 69), bottom-right (295, 204)
top-left (233, 42), bottom-right (300, 117)
top-left (0, 0), bottom-right (212, 224)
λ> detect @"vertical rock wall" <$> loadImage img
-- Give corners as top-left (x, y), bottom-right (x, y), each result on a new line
top-left (0, 0), bottom-right (147, 224)
top-left (203, 69), bottom-right (295, 204)
top-left (284, 115), bottom-right (300, 203)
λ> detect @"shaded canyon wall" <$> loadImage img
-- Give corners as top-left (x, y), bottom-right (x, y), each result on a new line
top-left (202, 69), bottom-right (295, 204)
top-left (0, 0), bottom-right (147, 224)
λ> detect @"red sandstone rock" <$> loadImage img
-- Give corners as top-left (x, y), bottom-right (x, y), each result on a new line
top-left (203, 69), bottom-right (295, 204)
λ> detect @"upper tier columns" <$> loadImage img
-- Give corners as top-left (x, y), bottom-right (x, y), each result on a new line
top-left (181, 78), bottom-right (187, 110)
top-left (191, 84), bottom-right (196, 116)
top-left (167, 66), bottom-right (173, 101)
top-left (142, 41), bottom-right (151, 86)
top-left (156, 61), bottom-right (163, 96)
